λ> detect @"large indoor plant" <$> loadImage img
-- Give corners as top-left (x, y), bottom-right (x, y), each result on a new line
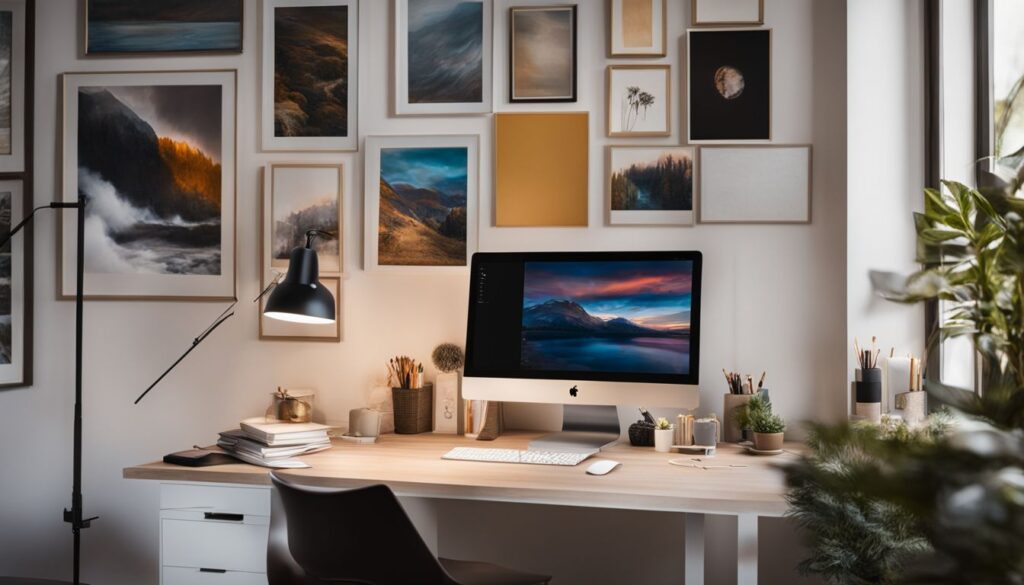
top-left (784, 157), bottom-right (1024, 585)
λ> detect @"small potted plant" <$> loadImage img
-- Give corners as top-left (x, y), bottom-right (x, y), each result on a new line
top-left (735, 393), bottom-right (770, 443)
top-left (750, 410), bottom-right (785, 451)
top-left (654, 417), bottom-right (674, 452)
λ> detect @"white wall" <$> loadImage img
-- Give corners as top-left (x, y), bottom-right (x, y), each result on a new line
top-left (0, 1), bottom-right (846, 584)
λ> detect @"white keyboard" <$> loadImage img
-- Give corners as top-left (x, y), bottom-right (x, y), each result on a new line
top-left (442, 447), bottom-right (595, 466)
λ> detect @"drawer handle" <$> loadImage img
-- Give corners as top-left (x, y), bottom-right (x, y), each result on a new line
top-left (199, 568), bottom-right (227, 574)
top-left (203, 512), bottom-right (244, 522)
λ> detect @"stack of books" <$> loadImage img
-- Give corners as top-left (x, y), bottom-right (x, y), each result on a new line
top-left (217, 418), bottom-right (332, 468)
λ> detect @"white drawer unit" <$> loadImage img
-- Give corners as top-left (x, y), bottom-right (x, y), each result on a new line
top-left (160, 483), bottom-right (272, 585)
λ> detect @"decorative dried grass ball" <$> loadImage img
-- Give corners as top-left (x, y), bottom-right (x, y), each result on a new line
top-left (432, 343), bottom-right (465, 373)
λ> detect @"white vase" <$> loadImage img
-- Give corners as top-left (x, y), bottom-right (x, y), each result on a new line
top-left (654, 428), bottom-right (673, 452)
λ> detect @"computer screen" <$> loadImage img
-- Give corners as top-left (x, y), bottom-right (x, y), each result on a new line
top-left (465, 251), bottom-right (701, 385)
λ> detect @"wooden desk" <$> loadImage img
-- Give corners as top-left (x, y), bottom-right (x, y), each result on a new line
top-left (126, 432), bottom-right (797, 585)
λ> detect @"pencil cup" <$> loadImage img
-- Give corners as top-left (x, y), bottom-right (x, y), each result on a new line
top-left (854, 368), bottom-right (882, 423)
top-left (723, 393), bottom-right (752, 442)
top-left (392, 384), bottom-right (433, 434)
top-left (895, 391), bottom-right (927, 425)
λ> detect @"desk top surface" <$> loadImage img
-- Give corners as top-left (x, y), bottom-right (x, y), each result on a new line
top-left (124, 432), bottom-right (798, 516)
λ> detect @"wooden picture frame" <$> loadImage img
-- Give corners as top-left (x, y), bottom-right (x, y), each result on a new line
top-left (394, 0), bottom-right (492, 115)
top-left (84, 0), bottom-right (244, 56)
top-left (691, 0), bottom-right (764, 27)
top-left (60, 70), bottom-right (238, 300)
top-left (607, 65), bottom-right (671, 137)
top-left (698, 145), bottom-right (812, 224)
top-left (607, 146), bottom-right (696, 226)
top-left (364, 135), bottom-right (478, 273)
top-left (259, 276), bottom-right (342, 341)
top-left (608, 0), bottom-right (666, 58)
top-left (261, 0), bottom-right (358, 152)
top-left (262, 162), bottom-right (344, 280)
top-left (509, 5), bottom-right (576, 103)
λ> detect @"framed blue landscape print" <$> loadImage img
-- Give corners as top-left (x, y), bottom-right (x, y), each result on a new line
top-left (60, 70), bottom-right (237, 300)
top-left (394, 0), bottom-right (492, 115)
top-left (85, 0), bottom-right (244, 55)
top-left (364, 135), bottom-right (478, 272)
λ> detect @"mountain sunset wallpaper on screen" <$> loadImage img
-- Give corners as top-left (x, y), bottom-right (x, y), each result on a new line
top-left (521, 260), bottom-right (692, 374)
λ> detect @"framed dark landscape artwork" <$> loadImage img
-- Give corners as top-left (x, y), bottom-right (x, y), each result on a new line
top-left (687, 28), bottom-right (771, 142)
top-left (85, 0), bottom-right (244, 55)
top-left (261, 0), bottom-right (358, 151)
top-left (394, 0), bottom-right (492, 115)
top-left (608, 0), bottom-right (665, 57)
top-left (0, 0), bottom-right (25, 173)
top-left (0, 179), bottom-right (26, 387)
top-left (520, 259), bottom-right (696, 375)
top-left (263, 162), bottom-right (343, 278)
top-left (509, 5), bottom-right (576, 103)
top-left (364, 135), bottom-right (478, 273)
top-left (691, 0), bottom-right (764, 26)
top-left (60, 70), bottom-right (237, 300)
top-left (607, 65), bottom-right (671, 137)
top-left (608, 146), bottom-right (696, 226)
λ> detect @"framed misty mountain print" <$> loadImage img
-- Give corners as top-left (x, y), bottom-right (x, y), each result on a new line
top-left (363, 135), bottom-right (478, 273)
top-left (262, 162), bottom-right (344, 277)
top-left (261, 0), bottom-right (358, 151)
top-left (394, 0), bottom-right (492, 115)
top-left (60, 70), bottom-right (237, 300)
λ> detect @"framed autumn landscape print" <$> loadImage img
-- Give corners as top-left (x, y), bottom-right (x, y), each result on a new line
top-left (60, 70), bottom-right (237, 300)
top-left (364, 135), bottom-right (478, 273)
top-left (262, 0), bottom-right (358, 151)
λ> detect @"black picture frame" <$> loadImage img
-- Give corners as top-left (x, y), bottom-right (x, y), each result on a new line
top-left (0, 0), bottom-right (33, 390)
top-left (687, 28), bottom-right (771, 142)
top-left (509, 5), bottom-right (577, 103)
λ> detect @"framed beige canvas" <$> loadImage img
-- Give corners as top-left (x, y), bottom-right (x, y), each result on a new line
top-left (259, 276), bottom-right (341, 341)
top-left (494, 112), bottom-right (589, 227)
top-left (691, 0), bottom-right (764, 27)
top-left (607, 65), bottom-right (671, 137)
top-left (608, 0), bottom-right (666, 57)
top-left (698, 145), bottom-right (812, 224)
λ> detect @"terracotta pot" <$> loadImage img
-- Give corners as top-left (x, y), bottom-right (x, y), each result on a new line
top-left (753, 432), bottom-right (783, 451)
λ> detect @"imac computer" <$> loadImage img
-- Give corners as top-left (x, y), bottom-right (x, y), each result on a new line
top-left (463, 251), bottom-right (702, 453)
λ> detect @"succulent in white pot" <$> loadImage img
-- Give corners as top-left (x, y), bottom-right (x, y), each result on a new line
top-left (654, 417), bottom-right (674, 452)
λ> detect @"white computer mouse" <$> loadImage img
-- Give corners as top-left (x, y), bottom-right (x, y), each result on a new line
top-left (586, 460), bottom-right (621, 476)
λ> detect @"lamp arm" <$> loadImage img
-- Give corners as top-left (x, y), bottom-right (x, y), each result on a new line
top-left (0, 201), bottom-right (81, 250)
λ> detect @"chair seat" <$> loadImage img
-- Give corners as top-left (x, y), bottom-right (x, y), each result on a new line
top-left (440, 558), bottom-right (551, 585)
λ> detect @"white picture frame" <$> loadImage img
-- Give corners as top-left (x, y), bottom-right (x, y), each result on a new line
top-left (698, 145), bottom-right (812, 224)
top-left (608, 0), bottom-right (666, 57)
top-left (0, 179), bottom-right (25, 386)
top-left (394, 0), bottom-right (492, 116)
top-left (607, 65), bottom-right (671, 137)
top-left (363, 135), bottom-right (478, 273)
top-left (60, 70), bottom-right (237, 300)
top-left (0, 0), bottom-right (26, 173)
top-left (691, 0), bottom-right (764, 26)
top-left (261, 0), bottom-right (358, 151)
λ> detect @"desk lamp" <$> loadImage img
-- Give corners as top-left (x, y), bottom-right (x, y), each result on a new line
top-left (263, 230), bottom-right (336, 324)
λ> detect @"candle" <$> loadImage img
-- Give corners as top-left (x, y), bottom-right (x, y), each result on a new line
top-left (886, 357), bottom-right (912, 413)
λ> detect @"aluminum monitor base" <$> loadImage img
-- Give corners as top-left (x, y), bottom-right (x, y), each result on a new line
top-left (528, 405), bottom-right (621, 453)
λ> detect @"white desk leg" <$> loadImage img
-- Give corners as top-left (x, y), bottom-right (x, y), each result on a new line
top-left (684, 513), bottom-right (705, 585)
top-left (737, 514), bottom-right (758, 585)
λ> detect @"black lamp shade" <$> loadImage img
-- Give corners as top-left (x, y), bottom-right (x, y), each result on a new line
top-left (263, 246), bottom-right (336, 324)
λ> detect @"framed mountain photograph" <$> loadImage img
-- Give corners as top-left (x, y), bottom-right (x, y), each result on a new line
top-left (364, 135), bottom-right (478, 273)
top-left (85, 0), bottom-right (244, 55)
top-left (509, 5), bottom-right (576, 103)
top-left (608, 146), bottom-right (696, 226)
top-left (687, 28), bottom-right (771, 142)
top-left (60, 70), bottom-right (237, 300)
top-left (607, 65), bottom-right (671, 137)
top-left (394, 0), bottom-right (492, 115)
top-left (261, 0), bottom-right (358, 151)
top-left (0, 0), bottom-right (26, 173)
top-left (0, 179), bottom-right (27, 387)
top-left (263, 162), bottom-right (343, 277)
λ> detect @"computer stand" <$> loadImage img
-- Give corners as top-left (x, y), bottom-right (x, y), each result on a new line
top-left (528, 405), bottom-right (621, 453)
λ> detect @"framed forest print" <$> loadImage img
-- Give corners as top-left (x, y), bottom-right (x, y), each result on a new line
top-left (608, 146), bottom-right (696, 226)
top-left (394, 0), bottom-right (492, 115)
top-left (84, 0), bottom-right (244, 55)
top-left (0, 0), bottom-right (25, 173)
top-left (608, 0), bottom-right (665, 57)
top-left (261, 0), bottom-right (358, 151)
top-left (61, 70), bottom-right (237, 300)
top-left (263, 162), bottom-right (344, 278)
top-left (607, 65), bottom-right (671, 137)
top-left (687, 28), bottom-right (771, 142)
top-left (0, 180), bottom-right (26, 386)
top-left (510, 5), bottom-right (576, 103)
top-left (364, 135), bottom-right (478, 273)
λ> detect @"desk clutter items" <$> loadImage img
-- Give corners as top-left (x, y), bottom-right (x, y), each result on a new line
top-left (217, 418), bottom-right (332, 468)
top-left (432, 343), bottom-right (465, 434)
top-left (654, 417), bottom-right (674, 452)
top-left (889, 351), bottom-right (927, 424)
top-left (722, 369), bottom-right (769, 442)
top-left (628, 407), bottom-right (657, 446)
top-left (265, 387), bottom-right (315, 423)
top-left (388, 355), bottom-right (433, 434)
top-left (852, 337), bottom-right (884, 423)
top-left (163, 448), bottom-right (236, 468)
top-left (343, 408), bottom-right (381, 443)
